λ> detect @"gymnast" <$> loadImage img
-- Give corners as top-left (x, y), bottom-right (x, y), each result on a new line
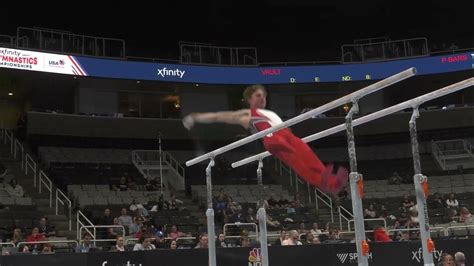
top-left (183, 84), bottom-right (348, 197)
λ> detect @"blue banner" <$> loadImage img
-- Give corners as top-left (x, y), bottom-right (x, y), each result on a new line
top-left (1, 47), bottom-right (473, 84)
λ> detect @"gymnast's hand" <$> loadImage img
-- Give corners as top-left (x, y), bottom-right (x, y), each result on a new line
top-left (182, 114), bottom-right (195, 130)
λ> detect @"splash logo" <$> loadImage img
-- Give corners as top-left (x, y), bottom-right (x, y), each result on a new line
top-left (336, 252), bottom-right (373, 264)
top-left (248, 248), bottom-right (262, 266)
top-left (157, 67), bottom-right (186, 78)
top-left (411, 248), bottom-right (443, 263)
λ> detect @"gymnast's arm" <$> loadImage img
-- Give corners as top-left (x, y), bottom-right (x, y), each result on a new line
top-left (182, 109), bottom-right (250, 130)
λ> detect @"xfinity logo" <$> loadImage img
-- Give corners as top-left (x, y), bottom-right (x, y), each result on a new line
top-left (336, 252), bottom-right (373, 263)
top-left (0, 49), bottom-right (21, 56)
top-left (411, 248), bottom-right (443, 263)
top-left (157, 67), bottom-right (185, 78)
top-left (102, 261), bottom-right (143, 266)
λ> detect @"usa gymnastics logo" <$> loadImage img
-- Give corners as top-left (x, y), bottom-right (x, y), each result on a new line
top-left (248, 248), bottom-right (262, 266)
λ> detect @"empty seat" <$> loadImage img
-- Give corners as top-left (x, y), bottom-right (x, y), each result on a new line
top-left (15, 197), bottom-right (32, 205)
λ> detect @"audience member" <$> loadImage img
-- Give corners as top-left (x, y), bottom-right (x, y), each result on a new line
top-left (304, 232), bottom-right (315, 245)
top-left (244, 208), bottom-right (256, 223)
top-left (130, 198), bottom-right (149, 217)
top-left (458, 207), bottom-right (472, 223)
top-left (430, 193), bottom-right (445, 209)
top-left (26, 227), bottom-right (46, 243)
top-left (169, 240), bottom-right (178, 250)
top-left (310, 222), bottom-right (322, 235)
top-left (401, 195), bottom-right (415, 212)
top-left (167, 225), bottom-right (186, 240)
top-left (109, 217), bottom-right (123, 238)
top-left (267, 195), bottom-right (279, 208)
top-left (216, 233), bottom-right (228, 248)
top-left (133, 236), bottom-right (156, 251)
top-left (110, 236), bottom-right (126, 252)
top-left (5, 178), bottom-right (24, 197)
top-left (38, 217), bottom-right (56, 237)
top-left (373, 227), bottom-right (392, 242)
top-left (75, 233), bottom-right (96, 253)
top-left (297, 223), bottom-right (307, 235)
top-left (114, 176), bottom-right (129, 191)
top-left (118, 208), bottom-right (133, 229)
top-left (364, 204), bottom-right (377, 219)
top-left (195, 234), bottom-right (208, 249)
top-left (454, 252), bottom-right (465, 266)
top-left (438, 253), bottom-right (455, 266)
top-left (446, 193), bottom-right (459, 208)
top-left (41, 244), bottom-right (54, 254)
top-left (9, 228), bottom-right (24, 245)
top-left (144, 177), bottom-right (159, 191)
top-left (281, 230), bottom-right (302, 246)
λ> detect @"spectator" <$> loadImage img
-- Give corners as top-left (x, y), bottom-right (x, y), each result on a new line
top-left (169, 240), bottom-right (178, 250)
top-left (130, 198), bottom-right (149, 217)
top-left (110, 236), bottom-right (125, 252)
top-left (364, 204), bottom-right (377, 219)
top-left (297, 223), bottom-right (307, 235)
top-left (38, 217), bottom-right (56, 237)
top-left (150, 194), bottom-right (168, 211)
top-left (324, 222), bottom-right (332, 232)
top-left (267, 195), bottom-right (279, 209)
top-left (304, 232), bottom-right (315, 245)
top-left (5, 178), bottom-right (24, 198)
top-left (389, 171), bottom-right (403, 185)
top-left (216, 233), bottom-right (228, 248)
top-left (430, 193), bottom-right (444, 209)
top-left (114, 176), bottom-right (129, 191)
top-left (128, 217), bottom-right (143, 236)
top-left (76, 233), bottom-right (96, 253)
top-left (118, 208), bottom-right (133, 229)
top-left (239, 236), bottom-right (251, 247)
top-left (310, 222), bottom-right (322, 235)
top-left (195, 234), bottom-right (208, 249)
top-left (446, 193), bottom-right (459, 208)
top-left (9, 228), bottom-right (23, 245)
top-left (454, 252), bottom-right (465, 266)
top-left (438, 253), bottom-right (455, 266)
top-left (278, 230), bottom-right (288, 245)
top-left (373, 227), bottom-right (392, 242)
top-left (167, 193), bottom-right (183, 211)
top-left (21, 245), bottom-right (30, 253)
top-left (278, 196), bottom-right (290, 208)
top-left (281, 230), bottom-right (302, 246)
top-left (133, 236), bottom-right (156, 251)
top-left (26, 227), bottom-right (46, 243)
top-left (458, 207), bottom-right (472, 223)
top-left (167, 225), bottom-right (186, 240)
top-left (41, 244), bottom-right (54, 254)
top-left (99, 208), bottom-right (114, 226)
top-left (244, 208), bottom-right (256, 223)
top-left (449, 209), bottom-right (459, 224)
top-left (144, 177), bottom-right (159, 191)
top-left (401, 195), bottom-right (415, 212)
top-left (410, 210), bottom-right (420, 227)
top-left (266, 214), bottom-right (281, 229)
top-left (109, 217), bottom-right (123, 238)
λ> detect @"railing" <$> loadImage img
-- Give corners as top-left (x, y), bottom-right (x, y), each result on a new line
top-left (446, 224), bottom-right (474, 236)
top-left (25, 154), bottom-right (37, 187)
top-left (314, 188), bottom-right (334, 222)
top-left (0, 242), bottom-right (16, 247)
top-left (38, 170), bottom-right (53, 208)
top-left (338, 206), bottom-right (354, 231)
top-left (16, 27), bottom-right (126, 58)
top-left (348, 218), bottom-right (387, 232)
top-left (77, 210), bottom-right (95, 241)
top-left (1, 127), bottom-right (74, 232)
top-left (56, 189), bottom-right (72, 230)
top-left (0, 34), bottom-right (15, 46)
top-left (79, 225), bottom-right (125, 244)
top-left (179, 41), bottom-right (258, 66)
top-left (163, 151), bottom-right (186, 180)
top-left (223, 223), bottom-right (259, 241)
top-left (341, 37), bottom-right (429, 63)
top-left (387, 226), bottom-right (447, 237)
top-left (17, 240), bottom-right (79, 248)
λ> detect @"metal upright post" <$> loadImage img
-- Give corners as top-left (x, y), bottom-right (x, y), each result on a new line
top-left (206, 158), bottom-right (217, 266)
top-left (159, 133), bottom-right (163, 195)
top-left (256, 159), bottom-right (269, 266)
top-left (345, 101), bottom-right (369, 266)
top-left (409, 108), bottom-right (435, 266)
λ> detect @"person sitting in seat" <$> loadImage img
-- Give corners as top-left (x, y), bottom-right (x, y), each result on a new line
top-left (5, 178), bottom-right (24, 198)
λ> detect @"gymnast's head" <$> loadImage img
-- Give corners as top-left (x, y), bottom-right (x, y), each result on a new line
top-left (243, 84), bottom-right (267, 109)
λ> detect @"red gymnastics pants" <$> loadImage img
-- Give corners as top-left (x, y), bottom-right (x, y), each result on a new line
top-left (262, 128), bottom-right (342, 194)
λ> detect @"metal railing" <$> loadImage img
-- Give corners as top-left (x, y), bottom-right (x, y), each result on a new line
top-left (446, 224), bottom-right (474, 236)
top-left (77, 211), bottom-right (95, 241)
top-left (223, 222), bottom-right (259, 241)
top-left (163, 151), bottom-right (186, 180)
top-left (14, 139), bottom-right (24, 170)
top-left (56, 189), bottom-right (72, 230)
top-left (341, 37), bottom-right (429, 63)
top-left (387, 226), bottom-right (447, 237)
top-left (179, 42), bottom-right (258, 66)
top-left (314, 188), bottom-right (334, 222)
top-left (0, 242), bottom-right (16, 247)
top-left (25, 154), bottom-right (37, 187)
top-left (348, 218), bottom-right (387, 232)
top-left (17, 240), bottom-right (79, 248)
top-left (38, 170), bottom-right (53, 208)
top-left (79, 225), bottom-right (125, 244)
top-left (338, 206), bottom-right (354, 231)
top-left (16, 27), bottom-right (126, 58)
top-left (0, 34), bottom-right (15, 46)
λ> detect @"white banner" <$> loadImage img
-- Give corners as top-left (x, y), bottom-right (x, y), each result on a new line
top-left (0, 47), bottom-right (87, 76)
